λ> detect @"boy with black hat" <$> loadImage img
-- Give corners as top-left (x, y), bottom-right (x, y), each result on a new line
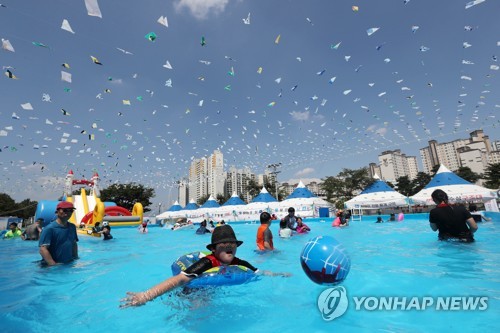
top-left (121, 225), bottom-right (289, 308)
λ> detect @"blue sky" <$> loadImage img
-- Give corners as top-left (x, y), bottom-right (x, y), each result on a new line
top-left (0, 0), bottom-right (499, 209)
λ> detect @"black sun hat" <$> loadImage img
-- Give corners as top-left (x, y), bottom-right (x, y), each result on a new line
top-left (206, 225), bottom-right (243, 250)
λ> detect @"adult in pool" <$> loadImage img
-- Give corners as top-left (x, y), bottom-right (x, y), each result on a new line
top-left (429, 189), bottom-right (478, 242)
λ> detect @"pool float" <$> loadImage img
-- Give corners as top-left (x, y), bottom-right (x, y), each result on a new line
top-left (397, 213), bottom-right (404, 222)
top-left (171, 251), bottom-right (259, 288)
top-left (76, 227), bottom-right (101, 238)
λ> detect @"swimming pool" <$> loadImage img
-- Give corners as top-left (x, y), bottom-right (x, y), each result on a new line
top-left (1, 215), bottom-right (499, 333)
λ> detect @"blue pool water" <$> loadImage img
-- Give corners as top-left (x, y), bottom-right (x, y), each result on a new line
top-left (1, 215), bottom-right (499, 333)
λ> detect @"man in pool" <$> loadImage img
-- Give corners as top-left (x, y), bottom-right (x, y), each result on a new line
top-left (283, 207), bottom-right (298, 231)
top-left (38, 201), bottom-right (79, 265)
top-left (429, 189), bottom-right (478, 242)
top-left (120, 225), bottom-right (290, 308)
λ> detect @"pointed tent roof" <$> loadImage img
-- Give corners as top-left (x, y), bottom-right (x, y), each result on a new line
top-left (251, 187), bottom-right (277, 203)
top-left (222, 192), bottom-right (246, 206)
top-left (285, 181), bottom-right (316, 199)
top-left (167, 200), bottom-right (183, 212)
top-left (344, 177), bottom-right (408, 209)
top-left (423, 165), bottom-right (470, 188)
top-left (200, 195), bottom-right (221, 208)
top-left (411, 164), bottom-right (497, 204)
top-left (183, 199), bottom-right (199, 210)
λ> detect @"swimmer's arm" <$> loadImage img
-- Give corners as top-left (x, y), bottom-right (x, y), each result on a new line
top-left (120, 274), bottom-right (191, 308)
top-left (73, 242), bottom-right (78, 259)
top-left (465, 217), bottom-right (478, 233)
top-left (429, 222), bottom-right (438, 231)
top-left (39, 246), bottom-right (57, 266)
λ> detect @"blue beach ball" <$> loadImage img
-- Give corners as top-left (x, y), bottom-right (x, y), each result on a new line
top-left (300, 235), bottom-right (351, 285)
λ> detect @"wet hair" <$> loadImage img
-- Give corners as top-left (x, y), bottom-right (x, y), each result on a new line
top-left (288, 207), bottom-right (295, 213)
top-left (10, 222), bottom-right (18, 227)
top-left (260, 212), bottom-right (271, 223)
top-left (103, 225), bottom-right (111, 231)
top-left (431, 189), bottom-right (448, 204)
top-left (469, 204), bottom-right (477, 212)
top-left (279, 219), bottom-right (287, 229)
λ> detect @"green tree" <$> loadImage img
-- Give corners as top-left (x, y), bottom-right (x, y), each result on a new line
top-left (216, 193), bottom-right (231, 205)
top-left (100, 183), bottom-right (154, 213)
top-left (411, 172), bottom-right (432, 195)
top-left (15, 199), bottom-right (38, 220)
top-left (430, 164), bottom-right (440, 176)
top-left (197, 194), bottom-right (211, 206)
top-left (321, 167), bottom-right (372, 208)
top-left (455, 166), bottom-right (480, 183)
top-left (245, 178), bottom-right (262, 199)
top-left (395, 176), bottom-right (413, 196)
top-left (0, 193), bottom-right (17, 216)
top-left (483, 163), bottom-right (500, 189)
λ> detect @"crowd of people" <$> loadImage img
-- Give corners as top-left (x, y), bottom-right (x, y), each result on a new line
top-left (1, 191), bottom-right (494, 309)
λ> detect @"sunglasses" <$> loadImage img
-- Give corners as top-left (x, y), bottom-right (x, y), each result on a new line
top-left (61, 209), bottom-right (75, 213)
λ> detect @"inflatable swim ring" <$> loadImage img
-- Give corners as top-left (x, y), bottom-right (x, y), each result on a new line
top-left (397, 213), bottom-right (404, 222)
top-left (171, 251), bottom-right (259, 288)
top-left (332, 217), bottom-right (341, 227)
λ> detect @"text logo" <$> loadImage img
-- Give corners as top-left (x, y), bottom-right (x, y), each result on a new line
top-left (317, 286), bottom-right (349, 321)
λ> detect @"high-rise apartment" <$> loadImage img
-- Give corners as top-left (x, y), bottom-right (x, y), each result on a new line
top-left (378, 149), bottom-right (419, 183)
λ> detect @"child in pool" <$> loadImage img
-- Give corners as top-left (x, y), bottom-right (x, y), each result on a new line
top-left (102, 225), bottom-right (113, 240)
top-left (295, 217), bottom-right (310, 233)
top-left (120, 225), bottom-right (290, 308)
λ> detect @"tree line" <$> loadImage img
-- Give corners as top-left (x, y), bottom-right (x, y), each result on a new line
top-left (320, 163), bottom-right (500, 208)
top-left (1, 163), bottom-right (499, 219)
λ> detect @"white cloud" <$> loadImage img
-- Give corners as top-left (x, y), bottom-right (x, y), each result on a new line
top-left (290, 111), bottom-right (309, 121)
top-left (294, 168), bottom-right (315, 177)
top-left (174, 0), bottom-right (229, 19)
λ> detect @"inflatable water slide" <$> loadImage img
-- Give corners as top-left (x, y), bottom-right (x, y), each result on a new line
top-left (35, 170), bottom-right (143, 237)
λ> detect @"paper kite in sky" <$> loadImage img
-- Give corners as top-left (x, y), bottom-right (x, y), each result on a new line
top-left (157, 16), bottom-right (168, 28)
top-left (5, 69), bottom-right (18, 79)
top-left (366, 27), bottom-right (380, 36)
top-left (145, 32), bottom-right (157, 42)
top-left (90, 56), bottom-right (102, 65)
top-left (61, 19), bottom-right (75, 33)
top-left (242, 13), bottom-right (250, 25)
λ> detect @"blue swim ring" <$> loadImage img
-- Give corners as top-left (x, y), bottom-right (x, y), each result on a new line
top-left (171, 251), bottom-right (259, 288)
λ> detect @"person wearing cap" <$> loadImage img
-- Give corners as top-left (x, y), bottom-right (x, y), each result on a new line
top-left (21, 218), bottom-right (43, 240)
top-left (38, 201), bottom-right (79, 266)
top-left (283, 207), bottom-right (298, 231)
top-left (256, 212), bottom-right (274, 251)
top-left (120, 225), bottom-right (290, 308)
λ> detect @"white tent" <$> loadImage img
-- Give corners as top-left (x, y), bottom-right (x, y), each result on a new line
top-left (279, 181), bottom-right (333, 217)
top-left (345, 175), bottom-right (408, 209)
top-left (410, 165), bottom-right (497, 205)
